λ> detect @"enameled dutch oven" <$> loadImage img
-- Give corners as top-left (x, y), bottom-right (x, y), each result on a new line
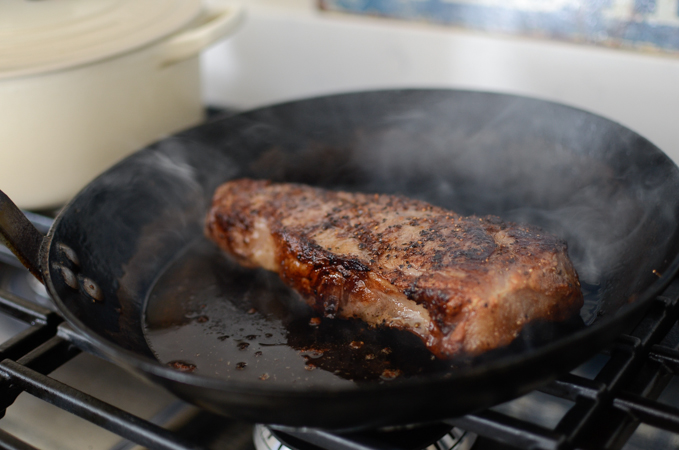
top-left (0, 0), bottom-right (243, 209)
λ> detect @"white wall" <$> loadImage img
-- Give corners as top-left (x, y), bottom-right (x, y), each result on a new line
top-left (202, 0), bottom-right (679, 162)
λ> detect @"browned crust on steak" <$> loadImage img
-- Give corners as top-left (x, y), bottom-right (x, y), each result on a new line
top-left (205, 179), bottom-right (583, 358)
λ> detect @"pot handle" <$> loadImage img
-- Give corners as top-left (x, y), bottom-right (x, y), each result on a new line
top-left (158, 1), bottom-right (245, 67)
top-left (0, 190), bottom-right (45, 282)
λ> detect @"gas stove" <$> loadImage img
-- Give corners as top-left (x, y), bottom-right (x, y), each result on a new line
top-left (0, 213), bottom-right (678, 450)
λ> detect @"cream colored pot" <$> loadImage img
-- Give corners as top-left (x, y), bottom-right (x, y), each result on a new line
top-left (0, 0), bottom-right (243, 209)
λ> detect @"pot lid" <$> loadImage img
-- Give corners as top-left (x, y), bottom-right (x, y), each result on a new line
top-left (0, 0), bottom-right (203, 78)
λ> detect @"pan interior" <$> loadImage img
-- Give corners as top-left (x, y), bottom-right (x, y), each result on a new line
top-left (48, 90), bottom-right (679, 390)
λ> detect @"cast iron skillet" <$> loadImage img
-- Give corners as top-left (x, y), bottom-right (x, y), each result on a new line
top-left (2, 89), bottom-right (679, 431)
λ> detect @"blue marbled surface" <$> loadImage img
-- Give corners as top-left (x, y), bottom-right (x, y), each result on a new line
top-left (319, 0), bottom-right (679, 54)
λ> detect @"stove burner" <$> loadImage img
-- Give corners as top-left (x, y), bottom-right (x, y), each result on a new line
top-left (254, 424), bottom-right (477, 450)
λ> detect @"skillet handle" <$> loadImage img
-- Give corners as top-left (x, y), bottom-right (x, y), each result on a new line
top-left (0, 190), bottom-right (45, 282)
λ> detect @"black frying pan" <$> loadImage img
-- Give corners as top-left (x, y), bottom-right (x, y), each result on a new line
top-left (2, 89), bottom-right (679, 431)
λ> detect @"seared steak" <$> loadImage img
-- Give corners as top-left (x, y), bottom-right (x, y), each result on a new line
top-left (205, 179), bottom-right (583, 359)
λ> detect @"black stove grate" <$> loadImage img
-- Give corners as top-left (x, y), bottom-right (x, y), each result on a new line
top-left (1, 226), bottom-right (679, 450)
top-left (449, 279), bottom-right (679, 450)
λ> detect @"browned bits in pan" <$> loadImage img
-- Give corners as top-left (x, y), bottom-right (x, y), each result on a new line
top-left (380, 368), bottom-right (401, 380)
top-left (167, 361), bottom-right (196, 372)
